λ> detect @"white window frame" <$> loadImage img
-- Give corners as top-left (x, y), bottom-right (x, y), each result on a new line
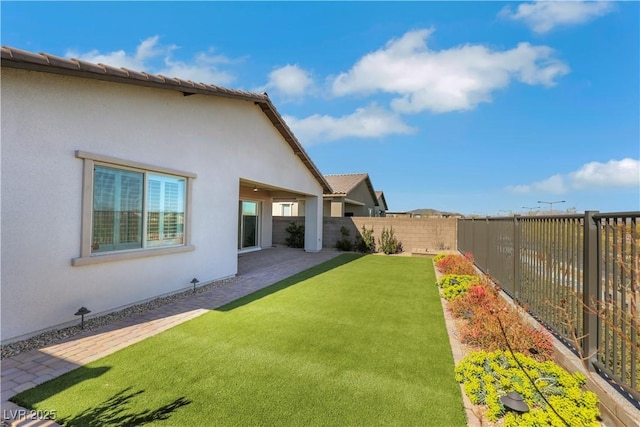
top-left (72, 151), bottom-right (196, 266)
top-left (238, 199), bottom-right (261, 251)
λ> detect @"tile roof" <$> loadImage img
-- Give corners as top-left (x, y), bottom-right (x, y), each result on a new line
top-left (1, 46), bottom-right (331, 194)
top-left (324, 173), bottom-right (379, 206)
top-left (324, 173), bottom-right (369, 194)
top-left (375, 191), bottom-right (389, 210)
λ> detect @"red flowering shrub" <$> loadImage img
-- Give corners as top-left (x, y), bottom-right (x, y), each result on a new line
top-left (435, 254), bottom-right (477, 276)
top-left (448, 283), bottom-right (502, 318)
top-left (434, 251), bottom-right (554, 360)
top-left (448, 283), bottom-right (553, 361)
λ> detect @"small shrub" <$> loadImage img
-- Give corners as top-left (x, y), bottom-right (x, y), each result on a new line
top-left (355, 225), bottom-right (376, 253)
top-left (433, 253), bottom-right (447, 263)
top-left (335, 226), bottom-right (353, 251)
top-left (448, 284), bottom-right (553, 360)
top-left (447, 282), bottom-right (496, 315)
top-left (438, 274), bottom-right (479, 301)
top-left (285, 222), bottom-right (305, 248)
top-left (379, 226), bottom-right (402, 254)
top-left (455, 350), bottom-right (600, 425)
top-left (435, 253), bottom-right (477, 275)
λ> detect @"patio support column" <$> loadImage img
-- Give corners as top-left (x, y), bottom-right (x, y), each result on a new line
top-left (261, 199), bottom-right (273, 248)
top-left (304, 195), bottom-right (323, 252)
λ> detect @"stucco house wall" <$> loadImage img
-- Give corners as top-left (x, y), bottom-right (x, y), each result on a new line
top-left (1, 65), bottom-right (323, 342)
top-left (343, 180), bottom-right (378, 217)
top-left (272, 200), bottom-right (303, 216)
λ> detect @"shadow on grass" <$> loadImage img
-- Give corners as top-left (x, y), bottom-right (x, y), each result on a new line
top-left (58, 387), bottom-right (191, 426)
top-left (11, 365), bottom-right (111, 408)
top-left (217, 253), bottom-right (364, 312)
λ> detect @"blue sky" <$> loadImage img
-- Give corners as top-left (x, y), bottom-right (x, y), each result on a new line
top-left (2, 1), bottom-right (639, 215)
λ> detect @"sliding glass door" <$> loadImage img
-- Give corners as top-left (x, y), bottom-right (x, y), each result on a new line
top-left (238, 200), bottom-right (259, 250)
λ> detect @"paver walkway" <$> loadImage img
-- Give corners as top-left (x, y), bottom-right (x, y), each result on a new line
top-left (1, 248), bottom-right (341, 426)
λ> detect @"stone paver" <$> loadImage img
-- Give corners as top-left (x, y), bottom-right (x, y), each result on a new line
top-left (1, 248), bottom-right (341, 427)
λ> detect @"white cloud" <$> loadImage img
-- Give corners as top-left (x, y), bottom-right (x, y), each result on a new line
top-left (66, 36), bottom-right (236, 85)
top-left (158, 55), bottom-right (235, 86)
top-left (66, 48), bottom-right (143, 71)
top-left (283, 104), bottom-right (416, 146)
top-left (508, 174), bottom-right (568, 194)
top-left (508, 158), bottom-right (640, 194)
top-left (570, 158), bottom-right (640, 188)
top-left (331, 29), bottom-right (569, 114)
top-left (257, 64), bottom-right (314, 99)
top-left (500, 1), bottom-right (614, 33)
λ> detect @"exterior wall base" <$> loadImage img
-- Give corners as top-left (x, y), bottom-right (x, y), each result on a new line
top-left (1, 274), bottom-right (236, 346)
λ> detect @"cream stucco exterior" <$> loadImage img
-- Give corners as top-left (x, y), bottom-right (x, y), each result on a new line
top-left (1, 66), bottom-right (324, 342)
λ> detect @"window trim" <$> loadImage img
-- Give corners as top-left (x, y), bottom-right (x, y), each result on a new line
top-left (238, 199), bottom-right (261, 250)
top-left (72, 150), bottom-right (196, 266)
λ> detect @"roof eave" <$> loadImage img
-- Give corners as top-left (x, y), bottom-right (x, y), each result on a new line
top-left (362, 175), bottom-right (380, 207)
top-left (255, 99), bottom-right (332, 194)
top-left (1, 46), bottom-right (332, 194)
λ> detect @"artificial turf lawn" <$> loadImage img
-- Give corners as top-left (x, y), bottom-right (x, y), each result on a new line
top-left (13, 254), bottom-right (467, 426)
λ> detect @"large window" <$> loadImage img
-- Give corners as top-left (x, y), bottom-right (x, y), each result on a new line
top-left (145, 174), bottom-right (186, 248)
top-left (92, 166), bottom-right (144, 252)
top-left (74, 151), bottom-right (195, 266)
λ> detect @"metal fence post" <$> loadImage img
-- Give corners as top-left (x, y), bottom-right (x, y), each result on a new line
top-left (486, 217), bottom-right (491, 273)
top-left (471, 218), bottom-right (476, 256)
top-left (582, 210), bottom-right (599, 366)
top-left (513, 215), bottom-right (520, 301)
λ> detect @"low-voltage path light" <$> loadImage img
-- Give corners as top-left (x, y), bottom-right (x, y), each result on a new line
top-left (500, 391), bottom-right (529, 413)
top-left (191, 278), bottom-right (199, 293)
top-left (74, 306), bottom-right (91, 329)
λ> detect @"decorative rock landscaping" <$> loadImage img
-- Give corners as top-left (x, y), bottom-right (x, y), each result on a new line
top-left (1, 277), bottom-right (234, 359)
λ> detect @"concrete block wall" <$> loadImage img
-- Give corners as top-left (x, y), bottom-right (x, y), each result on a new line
top-left (273, 217), bottom-right (457, 253)
top-left (272, 217), bottom-right (305, 247)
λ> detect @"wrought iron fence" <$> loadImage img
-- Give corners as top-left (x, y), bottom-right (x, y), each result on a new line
top-left (458, 211), bottom-right (639, 401)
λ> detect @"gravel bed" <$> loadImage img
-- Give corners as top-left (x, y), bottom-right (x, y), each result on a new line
top-left (1, 277), bottom-right (235, 359)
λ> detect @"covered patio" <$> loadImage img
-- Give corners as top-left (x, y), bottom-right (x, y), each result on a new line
top-left (238, 180), bottom-right (324, 253)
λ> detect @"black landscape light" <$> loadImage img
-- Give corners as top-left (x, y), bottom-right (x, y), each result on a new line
top-left (191, 278), bottom-right (199, 293)
top-left (74, 306), bottom-right (91, 329)
top-left (500, 392), bottom-right (529, 413)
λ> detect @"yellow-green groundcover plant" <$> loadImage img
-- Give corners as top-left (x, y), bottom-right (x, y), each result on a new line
top-left (455, 350), bottom-right (600, 426)
top-left (437, 274), bottom-right (479, 301)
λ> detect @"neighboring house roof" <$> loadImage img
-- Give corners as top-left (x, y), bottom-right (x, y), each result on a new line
top-left (375, 191), bottom-right (388, 211)
top-left (325, 173), bottom-right (368, 195)
top-left (324, 173), bottom-right (378, 206)
top-left (0, 45), bottom-right (332, 194)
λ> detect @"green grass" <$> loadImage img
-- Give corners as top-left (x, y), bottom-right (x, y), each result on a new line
top-left (13, 254), bottom-right (466, 426)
